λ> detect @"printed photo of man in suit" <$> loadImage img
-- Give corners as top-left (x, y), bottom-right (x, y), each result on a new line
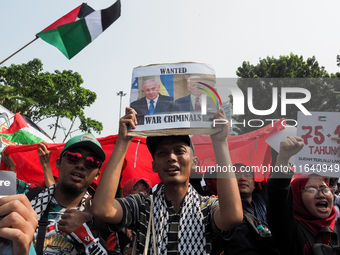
top-left (171, 76), bottom-right (218, 115)
top-left (130, 79), bottom-right (173, 116)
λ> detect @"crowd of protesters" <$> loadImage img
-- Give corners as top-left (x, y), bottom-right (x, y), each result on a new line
top-left (0, 107), bottom-right (340, 255)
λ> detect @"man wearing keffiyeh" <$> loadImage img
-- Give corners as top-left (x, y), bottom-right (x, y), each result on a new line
top-left (92, 107), bottom-right (243, 255)
top-left (2, 133), bottom-right (110, 254)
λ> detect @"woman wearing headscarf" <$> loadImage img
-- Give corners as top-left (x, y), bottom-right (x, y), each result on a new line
top-left (267, 136), bottom-right (340, 255)
top-left (121, 178), bottom-right (151, 198)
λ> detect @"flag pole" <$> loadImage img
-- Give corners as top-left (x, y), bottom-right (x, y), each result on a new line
top-left (0, 38), bottom-right (38, 66)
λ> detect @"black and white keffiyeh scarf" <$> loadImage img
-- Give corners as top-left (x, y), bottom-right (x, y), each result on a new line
top-left (151, 184), bottom-right (206, 254)
top-left (30, 184), bottom-right (89, 227)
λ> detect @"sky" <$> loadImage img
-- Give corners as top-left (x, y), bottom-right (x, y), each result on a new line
top-left (1, 0), bottom-right (340, 143)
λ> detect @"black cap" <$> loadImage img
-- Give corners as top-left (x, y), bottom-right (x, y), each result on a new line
top-left (146, 135), bottom-right (194, 159)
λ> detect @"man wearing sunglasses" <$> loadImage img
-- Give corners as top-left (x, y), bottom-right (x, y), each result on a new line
top-left (3, 133), bottom-right (110, 255)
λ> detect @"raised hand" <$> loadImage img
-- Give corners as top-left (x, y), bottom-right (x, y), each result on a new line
top-left (37, 143), bottom-right (55, 187)
top-left (37, 143), bottom-right (51, 169)
top-left (118, 107), bottom-right (137, 141)
top-left (210, 109), bottom-right (230, 143)
top-left (0, 146), bottom-right (16, 172)
top-left (277, 136), bottom-right (304, 168)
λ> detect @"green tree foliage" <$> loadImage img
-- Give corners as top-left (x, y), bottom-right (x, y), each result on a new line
top-left (232, 53), bottom-right (340, 134)
top-left (0, 58), bottom-right (103, 141)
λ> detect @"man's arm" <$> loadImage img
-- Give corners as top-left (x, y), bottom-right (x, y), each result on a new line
top-left (0, 194), bottom-right (38, 255)
top-left (266, 136), bottom-right (304, 254)
top-left (210, 109), bottom-right (243, 231)
top-left (2, 144), bottom-right (55, 188)
top-left (91, 107), bottom-right (137, 224)
top-left (37, 143), bottom-right (55, 187)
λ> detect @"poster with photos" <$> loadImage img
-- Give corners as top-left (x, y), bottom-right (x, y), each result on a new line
top-left (128, 62), bottom-right (222, 136)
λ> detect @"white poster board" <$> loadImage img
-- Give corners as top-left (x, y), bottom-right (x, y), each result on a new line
top-left (295, 111), bottom-right (340, 177)
top-left (0, 171), bottom-right (16, 198)
top-left (128, 62), bottom-right (222, 136)
top-left (266, 126), bottom-right (298, 165)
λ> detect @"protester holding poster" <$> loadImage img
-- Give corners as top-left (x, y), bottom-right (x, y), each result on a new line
top-left (267, 136), bottom-right (340, 255)
top-left (91, 107), bottom-right (243, 255)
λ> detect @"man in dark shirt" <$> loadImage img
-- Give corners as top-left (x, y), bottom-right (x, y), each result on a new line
top-left (235, 164), bottom-right (267, 222)
top-left (1, 133), bottom-right (110, 254)
top-left (213, 164), bottom-right (279, 255)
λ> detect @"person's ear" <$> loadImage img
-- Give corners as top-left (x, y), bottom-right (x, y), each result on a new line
top-left (94, 170), bottom-right (100, 181)
top-left (251, 179), bottom-right (256, 192)
top-left (191, 156), bottom-right (199, 172)
top-left (152, 161), bottom-right (157, 173)
top-left (56, 158), bottom-right (61, 169)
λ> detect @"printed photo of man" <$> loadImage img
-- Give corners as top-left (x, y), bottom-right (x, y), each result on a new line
top-left (171, 76), bottom-right (218, 115)
top-left (130, 79), bottom-right (173, 116)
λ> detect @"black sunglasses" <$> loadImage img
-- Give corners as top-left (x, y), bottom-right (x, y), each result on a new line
top-left (63, 151), bottom-right (102, 169)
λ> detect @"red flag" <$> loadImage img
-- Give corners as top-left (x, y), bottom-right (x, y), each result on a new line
top-left (192, 119), bottom-right (285, 182)
top-left (0, 120), bottom-right (284, 190)
top-left (39, 4), bottom-right (84, 33)
top-left (0, 135), bottom-right (160, 189)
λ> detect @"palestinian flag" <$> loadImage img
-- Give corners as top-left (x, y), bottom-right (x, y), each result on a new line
top-left (36, 1), bottom-right (121, 59)
top-left (0, 113), bottom-right (51, 144)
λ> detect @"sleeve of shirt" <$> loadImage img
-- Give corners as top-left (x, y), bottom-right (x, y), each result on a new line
top-left (69, 221), bottom-right (109, 255)
top-left (28, 242), bottom-right (37, 255)
top-left (107, 194), bottom-right (144, 233)
top-left (16, 178), bottom-right (36, 195)
top-left (267, 170), bottom-right (298, 254)
top-left (334, 194), bottom-right (340, 206)
top-left (207, 197), bottom-right (235, 240)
